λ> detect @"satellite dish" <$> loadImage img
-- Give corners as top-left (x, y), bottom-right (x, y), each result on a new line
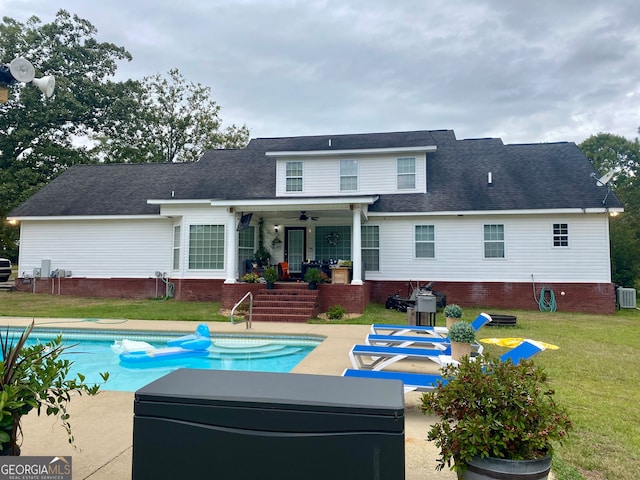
top-left (31, 75), bottom-right (55, 98)
top-left (9, 58), bottom-right (35, 83)
top-left (594, 169), bottom-right (615, 187)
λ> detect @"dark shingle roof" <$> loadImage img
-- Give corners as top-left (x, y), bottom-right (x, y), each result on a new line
top-left (9, 129), bottom-right (622, 218)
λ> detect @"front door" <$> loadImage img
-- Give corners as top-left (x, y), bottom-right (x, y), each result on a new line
top-left (285, 227), bottom-right (306, 277)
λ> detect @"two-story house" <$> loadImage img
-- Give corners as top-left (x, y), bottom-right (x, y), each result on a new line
top-left (8, 129), bottom-right (622, 314)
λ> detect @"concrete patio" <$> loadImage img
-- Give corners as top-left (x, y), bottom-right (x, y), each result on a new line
top-left (6, 317), bottom-right (456, 479)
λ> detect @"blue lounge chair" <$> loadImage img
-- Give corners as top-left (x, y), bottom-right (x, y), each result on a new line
top-left (371, 312), bottom-right (492, 338)
top-left (349, 341), bottom-right (484, 370)
top-left (343, 339), bottom-right (546, 393)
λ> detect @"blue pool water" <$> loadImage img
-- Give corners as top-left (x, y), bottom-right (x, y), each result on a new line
top-left (18, 328), bottom-right (322, 392)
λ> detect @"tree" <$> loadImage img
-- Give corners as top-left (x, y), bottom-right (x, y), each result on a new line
top-left (96, 68), bottom-right (250, 163)
top-left (1, 11), bottom-right (250, 259)
top-left (579, 133), bottom-right (640, 287)
top-left (0, 10), bottom-right (136, 258)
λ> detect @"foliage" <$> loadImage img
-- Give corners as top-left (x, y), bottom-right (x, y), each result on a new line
top-left (304, 268), bottom-right (323, 284)
top-left (0, 321), bottom-right (108, 454)
top-left (326, 304), bottom-right (346, 320)
top-left (421, 355), bottom-right (572, 473)
top-left (95, 68), bottom-right (250, 163)
top-left (0, 10), bottom-right (134, 258)
top-left (579, 133), bottom-right (640, 287)
top-left (0, 10), bottom-right (250, 257)
top-left (443, 303), bottom-right (463, 318)
top-left (448, 321), bottom-right (475, 343)
top-left (241, 272), bottom-right (260, 283)
top-left (263, 266), bottom-right (278, 284)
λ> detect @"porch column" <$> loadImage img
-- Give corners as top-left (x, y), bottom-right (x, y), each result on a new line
top-left (351, 207), bottom-right (363, 285)
top-left (225, 209), bottom-right (238, 283)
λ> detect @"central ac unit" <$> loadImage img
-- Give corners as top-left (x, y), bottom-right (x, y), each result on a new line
top-left (617, 287), bottom-right (637, 309)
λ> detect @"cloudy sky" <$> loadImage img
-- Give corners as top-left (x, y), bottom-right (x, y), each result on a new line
top-left (2, 0), bottom-right (639, 145)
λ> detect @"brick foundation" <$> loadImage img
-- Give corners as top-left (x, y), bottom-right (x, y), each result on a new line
top-left (370, 280), bottom-right (616, 314)
top-left (15, 277), bottom-right (616, 314)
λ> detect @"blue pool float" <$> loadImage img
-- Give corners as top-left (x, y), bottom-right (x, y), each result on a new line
top-left (119, 323), bottom-right (211, 365)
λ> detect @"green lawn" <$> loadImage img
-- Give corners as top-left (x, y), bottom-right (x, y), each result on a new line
top-left (0, 291), bottom-right (638, 479)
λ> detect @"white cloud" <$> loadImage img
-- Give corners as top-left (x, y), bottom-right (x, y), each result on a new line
top-left (3, 0), bottom-right (639, 144)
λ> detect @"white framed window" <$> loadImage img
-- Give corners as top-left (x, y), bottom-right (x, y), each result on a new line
top-left (238, 225), bottom-right (256, 273)
top-left (483, 224), bottom-right (505, 258)
top-left (553, 223), bottom-right (569, 247)
top-left (189, 225), bottom-right (225, 269)
top-left (286, 161), bottom-right (303, 192)
top-left (340, 159), bottom-right (358, 191)
top-left (415, 225), bottom-right (435, 258)
top-left (397, 157), bottom-right (416, 189)
top-left (172, 225), bottom-right (181, 270)
top-left (361, 225), bottom-right (380, 271)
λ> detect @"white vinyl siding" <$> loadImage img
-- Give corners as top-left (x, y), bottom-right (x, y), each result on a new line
top-left (340, 159), bottom-right (358, 191)
top-left (483, 224), bottom-right (505, 259)
top-left (276, 153), bottom-right (426, 196)
top-left (362, 214), bottom-right (611, 283)
top-left (553, 223), bottom-right (569, 247)
top-left (285, 161), bottom-right (303, 192)
top-left (17, 219), bottom-right (173, 278)
top-left (397, 157), bottom-right (416, 190)
top-left (415, 225), bottom-right (435, 258)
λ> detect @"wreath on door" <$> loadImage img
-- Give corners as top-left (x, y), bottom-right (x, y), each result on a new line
top-left (326, 232), bottom-right (339, 247)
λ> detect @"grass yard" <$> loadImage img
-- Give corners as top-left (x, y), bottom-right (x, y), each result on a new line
top-left (0, 291), bottom-right (638, 479)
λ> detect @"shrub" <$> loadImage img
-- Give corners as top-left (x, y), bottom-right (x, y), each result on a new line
top-left (443, 303), bottom-right (462, 318)
top-left (448, 321), bottom-right (475, 343)
top-left (241, 272), bottom-right (260, 283)
top-left (421, 356), bottom-right (572, 473)
top-left (326, 305), bottom-right (346, 320)
top-left (304, 268), bottom-right (323, 284)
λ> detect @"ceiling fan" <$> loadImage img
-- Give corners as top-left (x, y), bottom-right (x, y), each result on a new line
top-left (290, 211), bottom-right (318, 221)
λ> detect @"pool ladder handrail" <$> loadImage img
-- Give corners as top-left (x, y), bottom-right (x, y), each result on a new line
top-left (230, 291), bottom-right (253, 329)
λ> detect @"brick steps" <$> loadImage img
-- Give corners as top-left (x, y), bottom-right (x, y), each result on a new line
top-left (251, 284), bottom-right (319, 322)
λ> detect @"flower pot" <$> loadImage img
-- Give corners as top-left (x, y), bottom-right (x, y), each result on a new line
top-left (459, 455), bottom-right (551, 479)
top-left (266, 283), bottom-right (275, 290)
top-left (451, 341), bottom-right (471, 361)
top-left (446, 317), bottom-right (459, 329)
top-left (308, 282), bottom-right (317, 290)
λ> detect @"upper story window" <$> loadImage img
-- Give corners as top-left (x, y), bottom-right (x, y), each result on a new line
top-left (415, 225), bottom-right (435, 258)
top-left (286, 161), bottom-right (303, 192)
top-left (553, 223), bottom-right (569, 247)
top-left (397, 157), bottom-right (416, 189)
top-left (483, 224), bottom-right (505, 258)
top-left (340, 159), bottom-right (358, 191)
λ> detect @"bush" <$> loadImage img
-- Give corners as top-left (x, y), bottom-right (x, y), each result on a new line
top-left (241, 272), bottom-right (260, 283)
top-left (443, 303), bottom-right (462, 318)
top-left (421, 356), bottom-right (572, 473)
top-left (448, 321), bottom-right (475, 343)
top-left (326, 305), bottom-right (346, 320)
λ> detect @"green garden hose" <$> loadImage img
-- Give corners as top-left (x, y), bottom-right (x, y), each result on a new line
top-left (538, 287), bottom-right (557, 312)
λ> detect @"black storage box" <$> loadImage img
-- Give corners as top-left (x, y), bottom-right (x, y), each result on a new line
top-left (132, 369), bottom-right (405, 479)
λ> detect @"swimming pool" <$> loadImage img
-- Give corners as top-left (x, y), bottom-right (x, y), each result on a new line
top-left (18, 328), bottom-right (322, 392)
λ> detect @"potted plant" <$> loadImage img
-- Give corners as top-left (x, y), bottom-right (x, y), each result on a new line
top-left (0, 321), bottom-right (109, 455)
top-left (443, 303), bottom-right (463, 328)
top-left (447, 320), bottom-right (475, 361)
top-left (263, 266), bottom-right (278, 289)
top-left (421, 355), bottom-right (572, 479)
top-left (304, 268), bottom-right (323, 290)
